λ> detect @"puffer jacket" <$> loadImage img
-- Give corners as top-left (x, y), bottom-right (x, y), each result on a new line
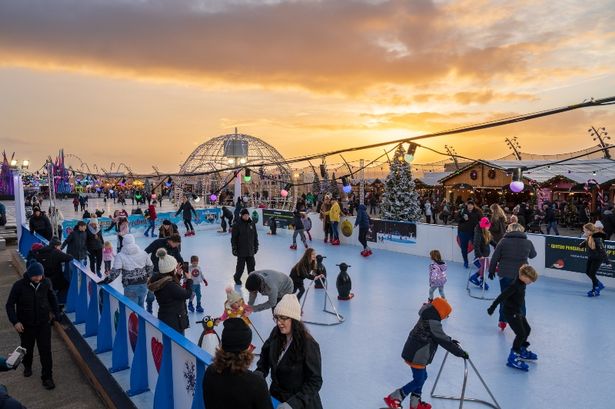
top-left (6, 277), bottom-right (60, 326)
top-left (29, 214), bottom-right (53, 240)
top-left (488, 231), bottom-right (537, 279)
top-left (61, 229), bottom-right (88, 260)
top-left (231, 218), bottom-right (259, 257)
top-left (86, 225), bottom-right (104, 252)
top-left (328, 201), bottom-right (341, 222)
top-left (354, 204), bottom-right (370, 229)
top-left (473, 225), bottom-right (494, 259)
top-left (107, 241), bottom-right (154, 287)
top-left (292, 212), bottom-right (305, 230)
top-left (401, 303), bottom-right (465, 366)
top-left (147, 273), bottom-right (192, 333)
top-left (580, 232), bottom-right (610, 262)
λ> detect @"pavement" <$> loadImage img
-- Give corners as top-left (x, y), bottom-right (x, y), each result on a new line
top-left (0, 245), bottom-right (105, 409)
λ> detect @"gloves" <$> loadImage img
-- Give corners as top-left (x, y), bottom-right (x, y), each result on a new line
top-left (232, 248), bottom-right (238, 257)
top-left (487, 306), bottom-right (496, 316)
top-left (277, 403), bottom-right (293, 409)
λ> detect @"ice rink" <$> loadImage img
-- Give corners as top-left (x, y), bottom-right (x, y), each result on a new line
top-left (19, 198), bottom-right (615, 408)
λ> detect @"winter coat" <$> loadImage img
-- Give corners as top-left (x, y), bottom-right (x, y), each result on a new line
top-left (231, 218), bottom-right (259, 257)
top-left (424, 202), bottom-right (432, 216)
top-left (544, 206), bottom-right (557, 223)
top-left (354, 204), bottom-right (370, 229)
top-left (147, 205), bottom-right (157, 221)
top-left (328, 201), bottom-right (341, 222)
top-left (489, 278), bottom-right (526, 317)
top-left (202, 365), bottom-right (273, 409)
top-left (401, 303), bottom-right (465, 367)
top-left (107, 241), bottom-right (154, 287)
top-left (580, 232), bottom-right (610, 263)
top-left (222, 206), bottom-right (234, 220)
top-left (601, 211), bottom-right (615, 238)
top-left (158, 223), bottom-right (179, 238)
top-left (6, 277), bottom-right (60, 327)
top-left (293, 213), bottom-right (305, 230)
top-left (247, 270), bottom-right (294, 312)
top-left (30, 246), bottom-right (73, 292)
top-left (147, 273), bottom-right (192, 333)
top-left (256, 329), bottom-right (323, 409)
top-left (144, 239), bottom-right (184, 273)
top-left (473, 225), bottom-right (494, 259)
top-left (86, 225), bottom-right (104, 252)
top-left (488, 231), bottom-right (537, 279)
top-left (61, 229), bottom-right (88, 260)
top-left (457, 208), bottom-right (481, 234)
top-left (234, 200), bottom-right (243, 221)
top-left (489, 216), bottom-right (507, 244)
top-left (290, 261), bottom-right (316, 286)
top-left (429, 262), bottom-right (447, 287)
top-left (176, 201), bottom-right (197, 221)
top-left (29, 214), bottom-right (53, 240)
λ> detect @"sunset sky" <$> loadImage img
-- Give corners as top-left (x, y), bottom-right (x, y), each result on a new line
top-left (0, 0), bottom-right (614, 173)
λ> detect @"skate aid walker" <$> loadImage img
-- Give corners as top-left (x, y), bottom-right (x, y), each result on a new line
top-left (300, 274), bottom-right (344, 326)
top-left (430, 350), bottom-right (502, 409)
top-left (466, 257), bottom-right (495, 300)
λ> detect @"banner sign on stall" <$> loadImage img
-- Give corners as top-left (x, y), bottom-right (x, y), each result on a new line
top-left (262, 209), bottom-right (294, 229)
top-left (545, 236), bottom-right (615, 278)
top-left (366, 219), bottom-right (417, 245)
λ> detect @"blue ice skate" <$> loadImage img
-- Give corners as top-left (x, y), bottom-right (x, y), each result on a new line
top-left (587, 288), bottom-right (601, 297)
top-left (597, 281), bottom-right (605, 291)
top-left (519, 347), bottom-right (538, 360)
top-left (507, 350), bottom-right (529, 371)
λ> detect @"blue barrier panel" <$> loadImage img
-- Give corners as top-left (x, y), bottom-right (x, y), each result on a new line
top-left (74, 267), bottom-right (88, 324)
top-left (128, 316), bottom-right (149, 396)
top-left (65, 263), bottom-right (79, 313)
top-left (85, 277), bottom-right (99, 337)
top-left (111, 302), bottom-right (129, 373)
top-left (96, 290), bottom-right (113, 353)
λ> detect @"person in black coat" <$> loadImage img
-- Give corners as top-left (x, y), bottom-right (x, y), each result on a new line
top-left (28, 207), bottom-right (53, 241)
top-left (256, 295), bottom-right (323, 409)
top-left (456, 201), bottom-right (482, 268)
top-left (176, 196), bottom-right (198, 236)
top-left (31, 238), bottom-right (73, 305)
top-left (85, 219), bottom-right (104, 276)
top-left (232, 209), bottom-right (259, 285)
top-left (580, 223), bottom-right (610, 296)
top-left (158, 219), bottom-right (179, 239)
top-left (220, 206), bottom-right (234, 233)
top-left (61, 221), bottom-right (88, 265)
top-left (468, 217), bottom-right (496, 288)
top-left (5, 262), bottom-right (60, 390)
top-left (289, 249), bottom-right (322, 301)
top-left (203, 319), bottom-right (273, 409)
top-left (146, 248), bottom-right (192, 334)
top-left (144, 234), bottom-right (183, 313)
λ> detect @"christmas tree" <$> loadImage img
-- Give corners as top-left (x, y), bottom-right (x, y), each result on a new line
top-left (380, 145), bottom-right (422, 221)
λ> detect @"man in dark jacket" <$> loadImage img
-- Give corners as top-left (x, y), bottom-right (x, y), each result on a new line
top-left (85, 218), bottom-right (104, 276)
top-left (176, 196), bottom-right (198, 236)
top-left (456, 201), bottom-right (482, 268)
top-left (384, 298), bottom-right (467, 409)
top-left (61, 221), bottom-right (88, 266)
top-left (31, 238), bottom-right (73, 305)
top-left (5, 262), bottom-right (60, 390)
top-left (232, 209), bottom-right (259, 285)
top-left (220, 206), bottom-right (234, 233)
top-left (28, 207), bottom-right (53, 241)
top-left (354, 204), bottom-right (371, 256)
top-left (600, 206), bottom-right (615, 240)
top-left (488, 224), bottom-right (537, 330)
top-left (543, 203), bottom-right (559, 235)
top-left (144, 234), bottom-right (183, 313)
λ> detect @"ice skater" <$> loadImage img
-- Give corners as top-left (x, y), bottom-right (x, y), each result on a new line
top-left (187, 255), bottom-right (208, 313)
top-left (427, 250), bottom-right (447, 302)
top-left (468, 217), bottom-right (494, 289)
top-left (487, 265), bottom-right (538, 371)
top-left (355, 204), bottom-right (372, 256)
top-left (289, 248), bottom-right (324, 300)
top-left (290, 210), bottom-right (308, 250)
top-left (580, 223), bottom-right (609, 297)
top-left (384, 298), bottom-right (468, 409)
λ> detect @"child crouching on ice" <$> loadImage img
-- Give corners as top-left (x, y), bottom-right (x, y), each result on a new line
top-left (487, 264), bottom-right (538, 371)
top-left (384, 298), bottom-right (468, 409)
top-left (428, 250), bottom-right (447, 302)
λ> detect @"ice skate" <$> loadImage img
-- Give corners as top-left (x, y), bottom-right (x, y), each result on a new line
top-left (587, 288), bottom-right (601, 297)
top-left (196, 305), bottom-right (204, 313)
top-left (383, 389), bottom-right (403, 408)
top-left (519, 347), bottom-right (538, 360)
top-left (498, 321), bottom-right (507, 331)
top-left (188, 302), bottom-right (195, 313)
top-left (360, 249), bottom-right (368, 257)
top-left (506, 350), bottom-right (529, 371)
top-left (290, 244), bottom-right (297, 250)
top-left (468, 272), bottom-right (481, 287)
top-left (144, 232), bottom-right (149, 237)
top-left (409, 393), bottom-right (431, 409)
top-left (184, 232), bottom-right (191, 237)
top-left (597, 280), bottom-right (605, 291)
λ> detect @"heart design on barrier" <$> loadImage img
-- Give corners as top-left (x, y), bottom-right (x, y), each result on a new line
top-left (151, 337), bottom-right (163, 373)
top-left (128, 313), bottom-right (138, 351)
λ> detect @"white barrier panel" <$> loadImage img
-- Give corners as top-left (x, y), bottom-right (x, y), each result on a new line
top-left (172, 343), bottom-right (199, 406)
top-left (145, 323), bottom-right (163, 391)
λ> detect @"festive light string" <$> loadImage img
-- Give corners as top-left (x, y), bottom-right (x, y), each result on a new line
top-left (61, 95), bottom-right (614, 183)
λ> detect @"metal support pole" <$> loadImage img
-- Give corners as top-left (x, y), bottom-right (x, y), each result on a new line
top-left (359, 159), bottom-right (365, 205)
top-left (466, 257), bottom-right (496, 300)
top-left (300, 277), bottom-right (344, 326)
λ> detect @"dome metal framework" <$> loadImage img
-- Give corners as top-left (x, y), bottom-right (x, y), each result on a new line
top-left (179, 131), bottom-right (291, 178)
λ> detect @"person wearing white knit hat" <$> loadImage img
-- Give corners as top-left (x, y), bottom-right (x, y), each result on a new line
top-left (256, 294), bottom-right (323, 409)
top-left (147, 248), bottom-right (193, 334)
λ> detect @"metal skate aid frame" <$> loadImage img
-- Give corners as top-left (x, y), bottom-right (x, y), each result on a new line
top-left (466, 257), bottom-right (496, 300)
top-left (300, 277), bottom-right (344, 326)
top-left (430, 351), bottom-right (501, 409)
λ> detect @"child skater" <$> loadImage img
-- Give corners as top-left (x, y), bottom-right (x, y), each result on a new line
top-left (487, 265), bottom-right (538, 371)
top-left (303, 213), bottom-right (313, 241)
top-left (384, 298), bottom-right (468, 409)
top-left (468, 217), bottom-right (494, 289)
top-left (428, 250), bottom-right (447, 302)
top-left (102, 241), bottom-right (115, 275)
top-left (215, 287), bottom-right (257, 350)
top-left (188, 255), bottom-right (208, 313)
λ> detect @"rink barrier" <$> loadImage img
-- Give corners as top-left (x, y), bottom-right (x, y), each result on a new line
top-left (18, 225), bottom-right (280, 409)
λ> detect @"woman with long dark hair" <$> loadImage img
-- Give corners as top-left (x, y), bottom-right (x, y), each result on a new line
top-left (256, 294), bottom-right (323, 409)
top-left (489, 203), bottom-right (507, 245)
top-left (289, 248), bottom-right (322, 300)
top-left (580, 223), bottom-right (609, 297)
top-left (203, 318), bottom-right (273, 409)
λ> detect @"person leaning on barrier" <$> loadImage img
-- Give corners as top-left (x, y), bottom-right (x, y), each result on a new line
top-left (202, 318), bottom-right (273, 409)
top-left (30, 238), bottom-right (74, 306)
top-left (5, 262), bottom-right (61, 390)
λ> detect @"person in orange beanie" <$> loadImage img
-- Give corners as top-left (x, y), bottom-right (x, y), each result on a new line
top-left (383, 298), bottom-right (468, 409)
